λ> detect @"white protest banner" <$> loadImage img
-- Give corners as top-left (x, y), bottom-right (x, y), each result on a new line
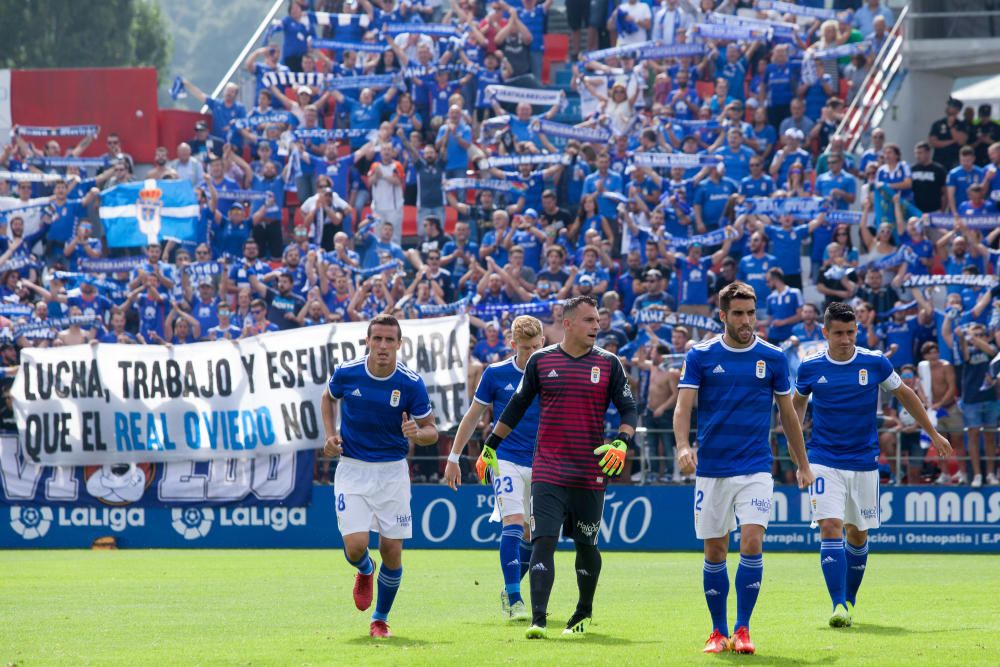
top-left (12, 316), bottom-right (470, 466)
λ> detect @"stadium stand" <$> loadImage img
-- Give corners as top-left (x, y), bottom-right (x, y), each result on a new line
top-left (0, 0), bottom-right (998, 489)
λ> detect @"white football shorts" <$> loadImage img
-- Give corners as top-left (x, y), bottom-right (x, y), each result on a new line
top-left (490, 459), bottom-right (533, 522)
top-left (333, 457), bottom-right (412, 539)
top-left (694, 473), bottom-right (774, 539)
top-left (808, 463), bottom-right (881, 531)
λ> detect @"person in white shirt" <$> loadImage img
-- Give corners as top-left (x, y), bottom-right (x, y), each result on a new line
top-left (611, 0), bottom-right (653, 47)
top-left (652, 0), bottom-right (689, 44)
top-left (170, 142), bottom-right (204, 188)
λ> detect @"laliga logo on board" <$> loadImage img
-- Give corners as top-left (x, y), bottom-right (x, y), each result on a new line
top-left (172, 507), bottom-right (214, 540)
top-left (9, 506), bottom-right (53, 540)
top-left (137, 179), bottom-right (163, 244)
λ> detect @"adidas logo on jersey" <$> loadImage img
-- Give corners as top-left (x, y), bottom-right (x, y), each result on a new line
top-left (818, 376), bottom-right (828, 384)
top-left (745, 581), bottom-right (761, 590)
top-left (712, 365), bottom-right (725, 374)
top-left (503, 383), bottom-right (515, 391)
top-left (822, 556), bottom-right (836, 564)
top-left (547, 370), bottom-right (559, 378)
top-left (351, 388), bottom-right (363, 397)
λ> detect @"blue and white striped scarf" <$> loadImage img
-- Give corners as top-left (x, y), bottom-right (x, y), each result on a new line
top-left (533, 118), bottom-right (613, 143)
top-left (0, 170), bottom-right (63, 183)
top-left (902, 274), bottom-right (998, 289)
top-left (634, 309), bottom-right (723, 332)
top-left (385, 22), bottom-right (457, 37)
top-left (215, 190), bottom-right (271, 202)
top-left (692, 22), bottom-right (772, 42)
top-left (737, 196), bottom-right (828, 218)
top-left (443, 178), bottom-right (526, 194)
top-left (16, 125), bottom-right (99, 137)
top-left (757, 0), bottom-right (837, 20)
top-left (633, 153), bottom-right (722, 169)
top-left (311, 39), bottom-right (387, 53)
top-left (485, 85), bottom-right (566, 109)
top-left (80, 256), bottom-right (144, 273)
top-left (663, 228), bottom-right (731, 249)
top-left (29, 157), bottom-right (109, 169)
top-left (486, 154), bottom-right (564, 168)
top-left (925, 213), bottom-right (1000, 230)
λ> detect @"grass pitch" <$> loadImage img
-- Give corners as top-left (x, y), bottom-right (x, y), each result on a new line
top-left (0, 549), bottom-right (994, 665)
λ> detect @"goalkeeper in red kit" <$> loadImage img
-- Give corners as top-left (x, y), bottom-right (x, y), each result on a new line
top-left (477, 296), bottom-right (638, 639)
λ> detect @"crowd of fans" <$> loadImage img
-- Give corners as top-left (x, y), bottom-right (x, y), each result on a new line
top-left (1, 0), bottom-right (998, 486)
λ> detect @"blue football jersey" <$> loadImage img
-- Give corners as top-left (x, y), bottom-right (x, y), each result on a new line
top-left (679, 336), bottom-right (791, 477)
top-left (327, 357), bottom-right (433, 463)
top-left (474, 357), bottom-right (539, 468)
top-left (795, 346), bottom-right (900, 472)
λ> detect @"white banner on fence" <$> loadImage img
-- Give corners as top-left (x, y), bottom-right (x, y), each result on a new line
top-left (12, 316), bottom-right (470, 466)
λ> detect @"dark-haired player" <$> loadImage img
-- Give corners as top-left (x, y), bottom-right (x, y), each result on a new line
top-left (674, 281), bottom-right (813, 655)
top-left (321, 314), bottom-right (438, 639)
top-left (479, 296), bottom-right (638, 639)
top-left (792, 302), bottom-right (951, 628)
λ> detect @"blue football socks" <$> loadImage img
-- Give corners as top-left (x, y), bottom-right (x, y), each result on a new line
top-left (703, 559), bottom-right (730, 636)
top-left (735, 553), bottom-right (763, 630)
top-left (500, 524), bottom-right (525, 605)
top-left (845, 539), bottom-right (869, 606)
top-left (821, 538), bottom-right (848, 609)
top-left (372, 564), bottom-right (403, 622)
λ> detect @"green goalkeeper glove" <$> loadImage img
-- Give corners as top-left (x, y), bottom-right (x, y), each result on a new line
top-left (476, 434), bottom-right (502, 484)
top-left (593, 433), bottom-right (632, 477)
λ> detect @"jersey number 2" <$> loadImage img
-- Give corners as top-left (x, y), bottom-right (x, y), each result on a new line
top-left (694, 490), bottom-right (704, 511)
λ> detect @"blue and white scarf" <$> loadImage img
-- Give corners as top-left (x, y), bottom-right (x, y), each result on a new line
top-left (692, 22), bottom-right (772, 42)
top-left (706, 12), bottom-right (798, 38)
top-left (14, 315), bottom-right (98, 338)
top-left (356, 259), bottom-right (402, 278)
top-left (475, 299), bottom-right (559, 318)
top-left (215, 190), bottom-right (271, 202)
top-left (261, 71), bottom-right (331, 88)
top-left (443, 178), bottom-right (526, 195)
top-left (737, 196), bottom-right (828, 218)
top-left (312, 12), bottom-right (371, 29)
top-left (825, 210), bottom-right (863, 225)
top-left (485, 85), bottom-right (566, 109)
top-left (326, 73), bottom-right (398, 90)
top-left (385, 22), bottom-right (457, 37)
top-left (633, 153), bottom-right (722, 169)
top-left (80, 256), bottom-right (144, 273)
top-left (169, 75), bottom-right (187, 100)
top-left (757, 0), bottom-right (837, 20)
top-left (0, 170), bottom-right (63, 183)
top-left (16, 125), bottom-right (99, 137)
top-left (414, 296), bottom-right (471, 317)
top-left (184, 261), bottom-right (224, 279)
top-left (486, 154), bottom-right (564, 168)
top-left (0, 199), bottom-right (62, 221)
top-left (533, 118), bottom-right (613, 143)
top-left (311, 39), bottom-right (387, 53)
top-left (582, 41), bottom-right (705, 63)
top-left (294, 127), bottom-right (375, 140)
top-left (0, 257), bottom-right (41, 273)
top-left (634, 309), bottom-right (723, 332)
top-left (29, 157), bottom-right (109, 169)
top-left (903, 274), bottom-right (998, 289)
top-left (0, 303), bottom-right (33, 317)
top-left (663, 228), bottom-right (731, 249)
top-left (925, 213), bottom-right (1000, 230)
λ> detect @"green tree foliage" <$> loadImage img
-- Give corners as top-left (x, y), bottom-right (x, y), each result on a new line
top-left (0, 0), bottom-right (171, 78)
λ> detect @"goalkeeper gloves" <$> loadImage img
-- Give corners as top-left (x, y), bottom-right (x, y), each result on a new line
top-left (476, 433), bottom-right (502, 484)
top-left (593, 432), bottom-right (632, 477)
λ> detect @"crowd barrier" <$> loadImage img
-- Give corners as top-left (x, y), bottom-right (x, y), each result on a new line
top-left (3, 484), bottom-right (998, 552)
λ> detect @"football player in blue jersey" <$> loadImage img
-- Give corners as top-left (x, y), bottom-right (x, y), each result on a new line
top-left (321, 314), bottom-right (439, 639)
top-left (792, 303), bottom-right (952, 628)
top-left (673, 281), bottom-right (814, 655)
top-left (444, 315), bottom-right (544, 622)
